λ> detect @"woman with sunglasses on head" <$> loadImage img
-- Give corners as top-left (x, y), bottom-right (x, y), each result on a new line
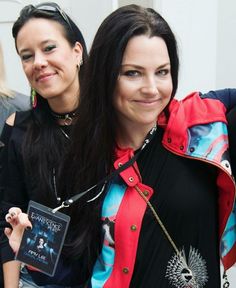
top-left (0, 2), bottom-right (87, 288)
top-left (4, 4), bottom-right (236, 288)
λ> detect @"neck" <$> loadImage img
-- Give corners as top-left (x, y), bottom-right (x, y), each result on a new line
top-left (116, 123), bottom-right (156, 150)
top-left (47, 86), bottom-right (79, 114)
top-left (48, 96), bottom-right (79, 126)
top-left (48, 99), bottom-right (78, 115)
top-left (51, 108), bottom-right (79, 126)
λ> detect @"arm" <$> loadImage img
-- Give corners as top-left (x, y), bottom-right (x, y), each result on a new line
top-left (3, 207), bottom-right (37, 288)
top-left (200, 88), bottom-right (236, 112)
top-left (3, 207), bottom-right (32, 288)
top-left (0, 113), bottom-right (29, 286)
top-left (3, 261), bottom-right (21, 288)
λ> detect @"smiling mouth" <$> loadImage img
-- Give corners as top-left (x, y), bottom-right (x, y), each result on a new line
top-left (135, 99), bottom-right (161, 104)
top-left (36, 73), bottom-right (56, 82)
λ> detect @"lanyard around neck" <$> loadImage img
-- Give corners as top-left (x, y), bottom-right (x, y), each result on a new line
top-left (52, 125), bottom-right (157, 213)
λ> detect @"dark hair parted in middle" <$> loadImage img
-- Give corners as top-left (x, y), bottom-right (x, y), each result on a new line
top-left (60, 4), bottom-right (179, 266)
top-left (12, 3), bottom-right (88, 95)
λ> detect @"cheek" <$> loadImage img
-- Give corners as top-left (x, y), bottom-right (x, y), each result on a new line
top-left (113, 89), bottom-right (127, 111)
top-left (162, 80), bottom-right (173, 100)
top-left (63, 51), bottom-right (77, 66)
top-left (115, 82), bottom-right (134, 102)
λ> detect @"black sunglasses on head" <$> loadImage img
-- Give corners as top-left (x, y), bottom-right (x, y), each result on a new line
top-left (35, 2), bottom-right (73, 31)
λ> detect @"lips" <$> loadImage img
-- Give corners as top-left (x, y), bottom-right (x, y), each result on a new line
top-left (36, 72), bottom-right (56, 82)
top-left (135, 99), bottom-right (161, 104)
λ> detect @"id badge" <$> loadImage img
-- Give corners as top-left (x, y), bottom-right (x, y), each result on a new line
top-left (16, 200), bottom-right (70, 276)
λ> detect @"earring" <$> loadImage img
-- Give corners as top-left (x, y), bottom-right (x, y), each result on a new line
top-left (77, 59), bottom-right (83, 71)
top-left (31, 88), bottom-right (37, 108)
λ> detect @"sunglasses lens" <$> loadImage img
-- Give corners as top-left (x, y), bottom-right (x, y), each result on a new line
top-left (35, 4), bottom-right (72, 31)
top-left (36, 5), bottom-right (56, 12)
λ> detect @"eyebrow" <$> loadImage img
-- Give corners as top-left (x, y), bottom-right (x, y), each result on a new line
top-left (18, 39), bottom-right (56, 54)
top-left (121, 62), bottom-right (171, 69)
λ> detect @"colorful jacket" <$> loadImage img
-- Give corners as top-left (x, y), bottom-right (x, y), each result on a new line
top-left (91, 89), bottom-right (236, 288)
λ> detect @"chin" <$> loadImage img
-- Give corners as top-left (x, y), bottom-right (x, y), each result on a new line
top-left (41, 92), bottom-right (58, 100)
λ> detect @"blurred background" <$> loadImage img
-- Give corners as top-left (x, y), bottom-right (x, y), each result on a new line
top-left (0, 0), bottom-right (235, 284)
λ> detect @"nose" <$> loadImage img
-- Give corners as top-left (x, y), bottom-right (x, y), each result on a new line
top-left (140, 76), bottom-right (158, 96)
top-left (33, 52), bottom-right (47, 70)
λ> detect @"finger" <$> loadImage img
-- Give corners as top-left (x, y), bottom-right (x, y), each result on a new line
top-left (5, 212), bottom-right (19, 227)
top-left (5, 213), bottom-right (12, 222)
top-left (18, 213), bottom-right (32, 229)
top-left (8, 207), bottom-right (22, 217)
top-left (4, 227), bottom-right (12, 239)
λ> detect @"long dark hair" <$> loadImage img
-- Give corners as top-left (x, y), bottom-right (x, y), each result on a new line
top-left (61, 4), bottom-right (179, 265)
top-left (12, 3), bottom-right (88, 205)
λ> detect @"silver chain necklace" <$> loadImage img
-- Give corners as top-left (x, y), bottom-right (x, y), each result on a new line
top-left (135, 185), bottom-right (216, 288)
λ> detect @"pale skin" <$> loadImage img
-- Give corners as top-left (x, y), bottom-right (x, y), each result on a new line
top-left (4, 208), bottom-right (32, 287)
top-left (5, 35), bottom-right (173, 285)
top-left (114, 35), bottom-right (173, 150)
top-left (3, 17), bottom-right (83, 288)
top-left (17, 18), bottom-right (83, 115)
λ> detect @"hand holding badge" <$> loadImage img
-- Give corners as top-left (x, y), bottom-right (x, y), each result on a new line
top-left (16, 201), bottom-right (70, 276)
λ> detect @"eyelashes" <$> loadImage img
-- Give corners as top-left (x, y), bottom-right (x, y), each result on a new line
top-left (20, 44), bottom-right (57, 62)
top-left (120, 68), bottom-right (170, 78)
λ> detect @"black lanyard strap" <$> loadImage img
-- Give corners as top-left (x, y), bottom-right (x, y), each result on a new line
top-left (52, 125), bottom-right (157, 213)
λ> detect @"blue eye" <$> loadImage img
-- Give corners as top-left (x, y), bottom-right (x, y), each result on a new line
top-left (121, 70), bottom-right (140, 77)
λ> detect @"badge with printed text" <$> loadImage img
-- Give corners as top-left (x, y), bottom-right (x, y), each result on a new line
top-left (16, 200), bottom-right (70, 276)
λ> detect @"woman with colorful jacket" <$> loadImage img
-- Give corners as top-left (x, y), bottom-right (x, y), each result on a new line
top-left (5, 4), bottom-right (236, 288)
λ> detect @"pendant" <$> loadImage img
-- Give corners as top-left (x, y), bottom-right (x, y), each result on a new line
top-left (64, 114), bottom-right (73, 126)
top-left (165, 246), bottom-right (208, 288)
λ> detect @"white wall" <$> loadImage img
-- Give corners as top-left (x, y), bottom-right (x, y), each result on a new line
top-left (216, 0), bottom-right (236, 89)
top-left (68, 0), bottom-right (116, 50)
top-left (154, 0), bottom-right (218, 98)
top-left (0, 0), bottom-right (32, 95)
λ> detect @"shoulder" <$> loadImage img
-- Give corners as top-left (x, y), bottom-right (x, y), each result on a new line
top-left (6, 110), bottom-right (32, 129)
top-left (6, 112), bottom-right (16, 126)
top-left (168, 91), bottom-right (227, 124)
top-left (1, 111), bottom-right (32, 151)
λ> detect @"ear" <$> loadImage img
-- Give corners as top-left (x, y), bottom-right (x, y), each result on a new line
top-left (73, 41), bottom-right (83, 66)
